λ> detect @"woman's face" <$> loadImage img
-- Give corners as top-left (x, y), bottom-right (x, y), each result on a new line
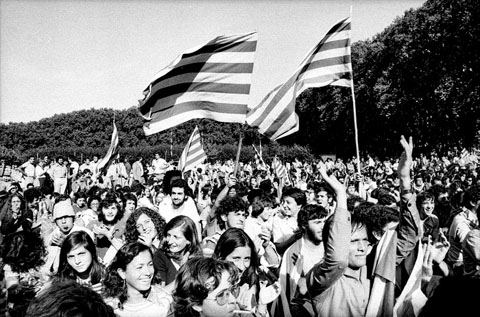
top-left (136, 213), bottom-right (157, 237)
top-left (102, 204), bottom-right (118, 222)
top-left (11, 196), bottom-right (21, 213)
top-left (125, 200), bottom-right (136, 213)
top-left (144, 188), bottom-right (151, 197)
top-left (67, 245), bottom-right (93, 275)
top-left (225, 246), bottom-right (251, 274)
top-left (90, 200), bottom-right (100, 212)
top-left (122, 250), bottom-right (154, 293)
top-left (165, 226), bottom-right (189, 253)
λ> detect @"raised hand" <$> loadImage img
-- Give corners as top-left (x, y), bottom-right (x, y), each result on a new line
top-left (316, 162), bottom-right (345, 196)
top-left (397, 135), bottom-right (413, 179)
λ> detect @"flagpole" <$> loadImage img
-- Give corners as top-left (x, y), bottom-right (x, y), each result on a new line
top-left (233, 124), bottom-right (245, 177)
top-left (350, 7), bottom-right (362, 175)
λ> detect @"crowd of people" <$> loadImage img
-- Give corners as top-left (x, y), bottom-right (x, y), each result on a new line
top-left (0, 138), bottom-right (480, 317)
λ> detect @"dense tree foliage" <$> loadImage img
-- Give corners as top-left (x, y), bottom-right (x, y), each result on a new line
top-left (1, 0), bottom-right (479, 162)
top-left (287, 0), bottom-right (480, 157)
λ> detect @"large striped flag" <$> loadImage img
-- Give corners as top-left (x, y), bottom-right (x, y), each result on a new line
top-left (139, 32), bottom-right (257, 136)
top-left (178, 126), bottom-right (207, 173)
top-left (96, 120), bottom-right (119, 176)
top-left (246, 17), bottom-right (352, 140)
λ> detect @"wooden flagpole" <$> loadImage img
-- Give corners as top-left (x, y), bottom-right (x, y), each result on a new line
top-left (233, 124), bottom-right (245, 177)
top-left (350, 7), bottom-right (362, 175)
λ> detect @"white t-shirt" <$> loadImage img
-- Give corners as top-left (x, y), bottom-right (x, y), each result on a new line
top-left (158, 195), bottom-right (200, 224)
top-left (272, 213), bottom-right (298, 244)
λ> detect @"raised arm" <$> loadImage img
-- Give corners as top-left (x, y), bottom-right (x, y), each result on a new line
top-left (396, 136), bottom-right (423, 267)
top-left (306, 162), bottom-right (351, 295)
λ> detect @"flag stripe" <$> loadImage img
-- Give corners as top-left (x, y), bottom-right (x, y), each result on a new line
top-left (145, 92), bottom-right (250, 117)
top-left (140, 32), bottom-right (257, 135)
top-left (147, 72), bottom-right (254, 94)
top-left (246, 17), bottom-right (351, 140)
top-left (144, 106), bottom-right (245, 136)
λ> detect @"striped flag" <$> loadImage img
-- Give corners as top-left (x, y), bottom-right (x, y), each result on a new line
top-left (246, 17), bottom-right (352, 140)
top-left (139, 32), bottom-right (257, 136)
top-left (252, 144), bottom-right (266, 170)
top-left (96, 120), bottom-right (119, 176)
top-left (178, 126), bottom-right (207, 173)
top-left (272, 157), bottom-right (288, 182)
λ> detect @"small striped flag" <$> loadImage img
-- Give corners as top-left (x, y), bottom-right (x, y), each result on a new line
top-left (178, 126), bottom-right (207, 173)
top-left (139, 32), bottom-right (257, 136)
top-left (96, 120), bottom-right (119, 176)
top-left (273, 157), bottom-right (288, 182)
top-left (246, 17), bottom-right (352, 140)
top-left (252, 144), bottom-right (266, 170)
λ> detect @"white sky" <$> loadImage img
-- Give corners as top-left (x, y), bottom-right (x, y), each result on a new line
top-left (0, 0), bottom-right (425, 124)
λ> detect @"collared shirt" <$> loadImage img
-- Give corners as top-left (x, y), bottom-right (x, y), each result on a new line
top-left (50, 163), bottom-right (68, 179)
top-left (20, 161), bottom-right (35, 177)
top-left (306, 206), bottom-right (368, 317)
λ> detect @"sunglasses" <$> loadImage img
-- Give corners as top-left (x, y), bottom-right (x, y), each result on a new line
top-left (205, 283), bottom-right (240, 306)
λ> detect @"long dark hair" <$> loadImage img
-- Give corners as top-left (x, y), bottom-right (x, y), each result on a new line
top-left (103, 242), bottom-right (154, 309)
top-left (213, 228), bottom-right (259, 289)
top-left (0, 193), bottom-right (28, 235)
top-left (163, 215), bottom-right (202, 256)
top-left (56, 231), bottom-right (104, 284)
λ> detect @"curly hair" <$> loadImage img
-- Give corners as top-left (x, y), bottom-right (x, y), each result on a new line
top-left (173, 257), bottom-right (239, 317)
top-left (124, 207), bottom-right (166, 244)
top-left (2, 230), bottom-right (46, 273)
top-left (297, 204), bottom-right (329, 235)
top-left (55, 231), bottom-right (105, 284)
top-left (103, 242), bottom-right (154, 309)
top-left (98, 197), bottom-right (123, 225)
top-left (354, 204), bottom-right (399, 243)
top-left (215, 195), bottom-right (248, 230)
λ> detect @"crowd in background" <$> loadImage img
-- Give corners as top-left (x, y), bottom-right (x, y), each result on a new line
top-left (0, 139), bottom-right (480, 317)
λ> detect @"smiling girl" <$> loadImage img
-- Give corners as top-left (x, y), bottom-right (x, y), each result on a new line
top-left (103, 242), bottom-right (172, 317)
top-left (153, 215), bottom-right (202, 286)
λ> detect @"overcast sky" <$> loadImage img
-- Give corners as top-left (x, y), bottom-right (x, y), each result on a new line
top-left (0, 0), bottom-right (425, 124)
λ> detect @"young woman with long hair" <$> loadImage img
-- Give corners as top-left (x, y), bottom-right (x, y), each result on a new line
top-left (153, 215), bottom-right (202, 285)
top-left (52, 230), bottom-right (105, 294)
top-left (103, 242), bottom-right (172, 317)
top-left (213, 228), bottom-right (281, 316)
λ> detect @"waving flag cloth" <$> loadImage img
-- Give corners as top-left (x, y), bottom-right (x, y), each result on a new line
top-left (272, 157), bottom-right (288, 183)
top-left (246, 17), bottom-right (352, 140)
top-left (139, 32), bottom-right (257, 136)
top-left (252, 144), bottom-right (266, 170)
top-left (96, 120), bottom-right (119, 176)
top-left (178, 126), bottom-right (207, 173)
